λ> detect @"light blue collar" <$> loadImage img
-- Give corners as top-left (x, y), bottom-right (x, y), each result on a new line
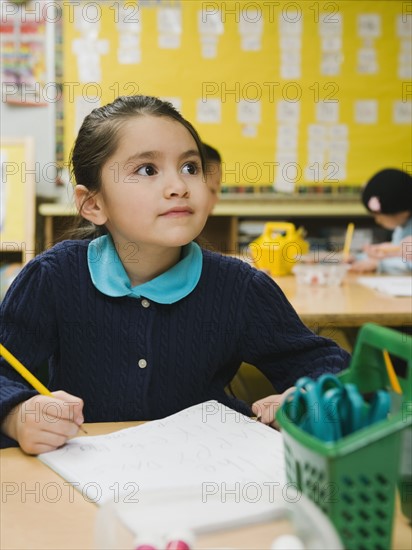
top-left (87, 236), bottom-right (203, 304)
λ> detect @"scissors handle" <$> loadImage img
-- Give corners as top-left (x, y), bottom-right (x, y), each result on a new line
top-left (367, 390), bottom-right (391, 425)
top-left (284, 375), bottom-right (391, 443)
top-left (287, 376), bottom-right (341, 442)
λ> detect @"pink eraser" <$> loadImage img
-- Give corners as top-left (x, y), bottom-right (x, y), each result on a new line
top-left (165, 529), bottom-right (195, 550)
top-left (165, 541), bottom-right (191, 550)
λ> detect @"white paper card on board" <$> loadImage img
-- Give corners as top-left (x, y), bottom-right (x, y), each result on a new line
top-left (329, 124), bottom-right (348, 140)
top-left (118, 34), bottom-right (141, 64)
top-left (357, 48), bottom-right (378, 74)
top-left (237, 100), bottom-right (261, 124)
top-left (316, 102), bottom-right (339, 123)
top-left (239, 8), bottom-right (263, 50)
top-left (277, 125), bottom-right (298, 150)
top-left (357, 14), bottom-right (381, 38)
top-left (393, 101), bottom-right (412, 124)
top-left (355, 100), bottom-right (378, 124)
top-left (321, 36), bottom-right (342, 52)
top-left (158, 7), bottom-right (182, 49)
top-left (277, 101), bottom-right (300, 123)
top-left (319, 12), bottom-right (342, 35)
top-left (396, 14), bottom-right (412, 38)
top-left (196, 99), bottom-right (221, 123)
top-left (279, 13), bottom-right (302, 34)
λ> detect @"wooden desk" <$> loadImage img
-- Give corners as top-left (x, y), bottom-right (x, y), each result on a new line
top-left (1, 422), bottom-right (411, 550)
top-left (275, 274), bottom-right (412, 329)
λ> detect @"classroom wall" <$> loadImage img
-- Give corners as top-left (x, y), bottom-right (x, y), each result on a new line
top-left (1, 1), bottom-right (411, 196)
top-left (62, 0), bottom-right (411, 191)
top-left (1, 7), bottom-right (56, 198)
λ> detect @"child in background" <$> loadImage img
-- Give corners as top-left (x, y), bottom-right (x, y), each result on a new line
top-left (203, 143), bottom-right (222, 213)
top-left (350, 168), bottom-right (412, 274)
top-left (0, 95), bottom-right (350, 454)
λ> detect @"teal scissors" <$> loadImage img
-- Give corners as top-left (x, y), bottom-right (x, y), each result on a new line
top-left (282, 374), bottom-right (390, 442)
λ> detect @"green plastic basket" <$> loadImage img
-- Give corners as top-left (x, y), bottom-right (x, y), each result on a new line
top-left (277, 323), bottom-right (412, 550)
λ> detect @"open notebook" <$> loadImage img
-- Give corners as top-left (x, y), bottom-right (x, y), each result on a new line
top-left (38, 401), bottom-right (288, 535)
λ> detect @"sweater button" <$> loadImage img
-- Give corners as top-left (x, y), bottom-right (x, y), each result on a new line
top-left (141, 299), bottom-right (150, 308)
top-left (138, 359), bottom-right (147, 369)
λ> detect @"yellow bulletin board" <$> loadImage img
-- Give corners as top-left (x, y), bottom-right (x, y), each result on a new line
top-left (62, 1), bottom-right (411, 189)
top-left (0, 138), bottom-right (35, 261)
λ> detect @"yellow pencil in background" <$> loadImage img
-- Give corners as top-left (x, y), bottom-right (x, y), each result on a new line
top-left (383, 349), bottom-right (402, 394)
top-left (342, 222), bottom-right (355, 261)
top-left (0, 343), bottom-right (87, 433)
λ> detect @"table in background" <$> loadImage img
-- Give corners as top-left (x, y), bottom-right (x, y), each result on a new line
top-left (1, 422), bottom-right (411, 550)
top-left (274, 274), bottom-right (411, 350)
top-left (276, 274), bottom-right (411, 328)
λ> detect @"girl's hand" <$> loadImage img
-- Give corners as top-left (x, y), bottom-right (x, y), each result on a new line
top-left (363, 242), bottom-right (401, 260)
top-left (252, 387), bottom-right (295, 429)
top-left (1, 390), bottom-right (84, 455)
top-left (348, 257), bottom-right (378, 273)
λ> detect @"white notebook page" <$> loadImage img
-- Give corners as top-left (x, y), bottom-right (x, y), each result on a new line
top-left (38, 401), bottom-right (286, 502)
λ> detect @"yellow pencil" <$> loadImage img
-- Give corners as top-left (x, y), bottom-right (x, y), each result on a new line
top-left (342, 222), bottom-right (354, 261)
top-left (383, 349), bottom-right (402, 394)
top-left (0, 343), bottom-right (87, 433)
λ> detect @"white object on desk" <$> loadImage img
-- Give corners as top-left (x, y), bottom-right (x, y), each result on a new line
top-left (97, 484), bottom-right (287, 541)
top-left (271, 534), bottom-right (305, 549)
top-left (357, 276), bottom-right (412, 297)
top-left (39, 401), bottom-right (286, 513)
top-left (37, 401), bottom-right (343, 547)
top-left (95, 487), bottom-right (344, 549)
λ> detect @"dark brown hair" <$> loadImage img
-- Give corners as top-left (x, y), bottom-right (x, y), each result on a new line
top-left (203, 143), bottom-right (221, 164)
top-left (68, 95), bottom-right (206, 239)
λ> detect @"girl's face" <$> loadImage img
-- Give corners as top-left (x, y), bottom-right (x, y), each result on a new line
top-left (373, 211), bottom-right (410, 230)
top-left (98, 115), bottom-right (210, 251)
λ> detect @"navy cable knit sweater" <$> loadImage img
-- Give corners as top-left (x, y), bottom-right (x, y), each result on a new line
top-left (0, 240), bottom-right (350, 447)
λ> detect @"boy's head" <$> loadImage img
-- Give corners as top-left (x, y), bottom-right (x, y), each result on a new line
top-left (203, 143), bottom-right (222, 212)
top-left (362, 168), bottom-right (412, 230)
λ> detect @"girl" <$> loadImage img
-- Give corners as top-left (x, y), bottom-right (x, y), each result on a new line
top-left (0, 95), bottom-right (350, 454)
top-left (350, 168), bottom-right (412, 274)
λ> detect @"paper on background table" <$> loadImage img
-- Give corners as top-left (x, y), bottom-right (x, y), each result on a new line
top-left (38, 401), bottom-right (286, 522)
top-left (357, 276), bottom-right (412, 297)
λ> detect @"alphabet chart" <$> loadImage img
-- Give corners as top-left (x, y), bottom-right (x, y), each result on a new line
top-left (60, 1), bottom-right (411, 189)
